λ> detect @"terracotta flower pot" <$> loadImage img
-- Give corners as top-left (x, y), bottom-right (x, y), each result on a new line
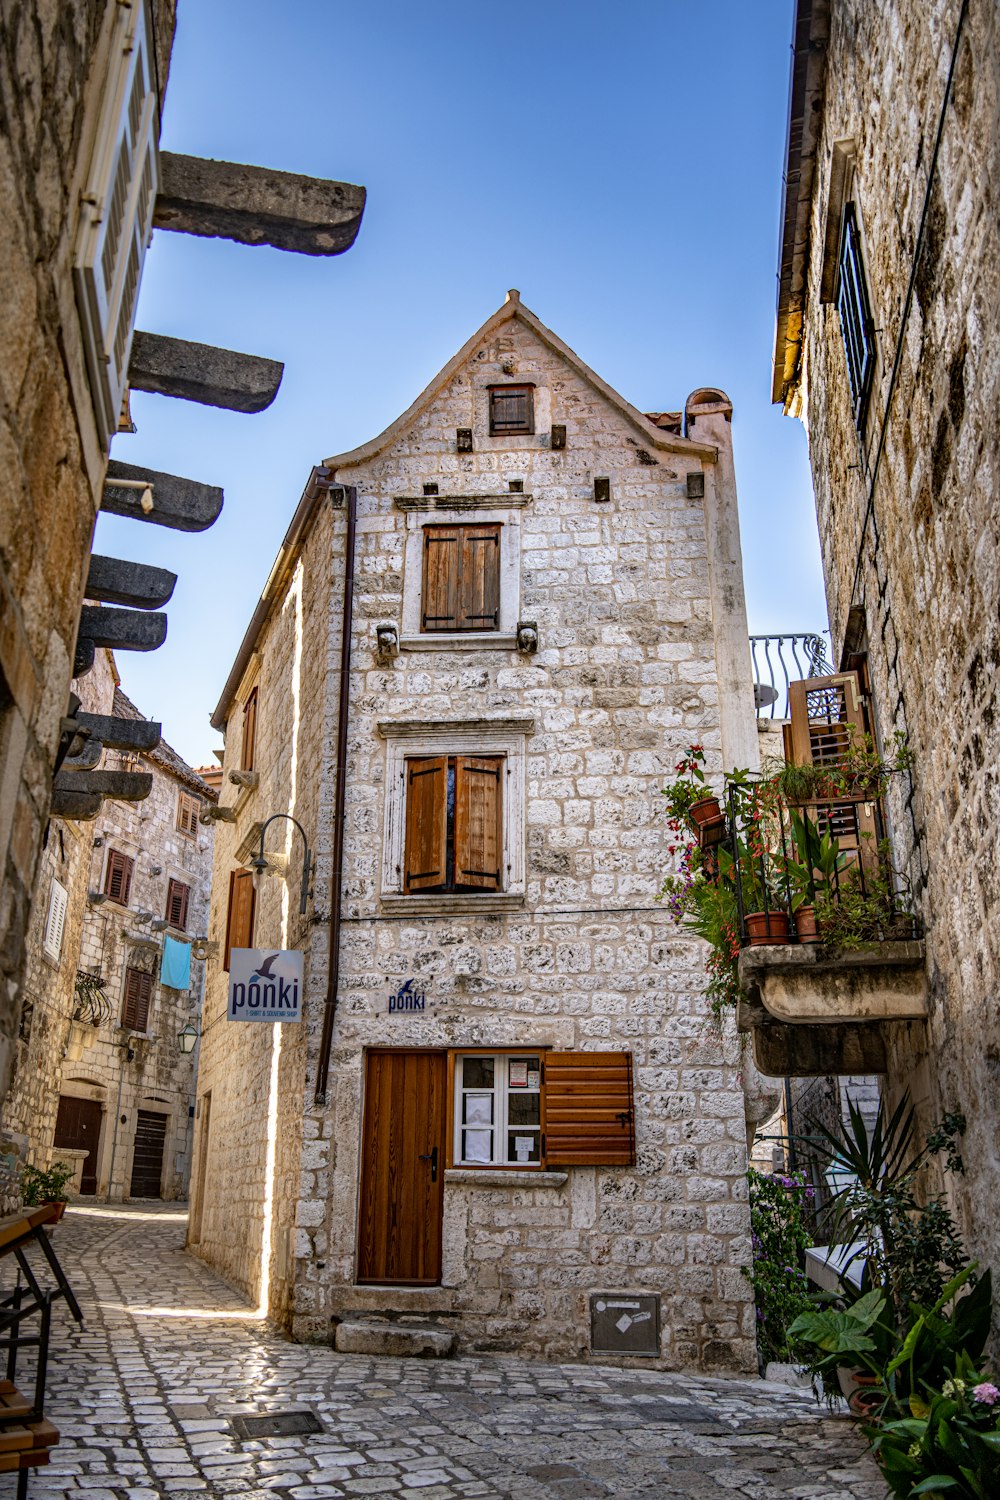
top-left (44, 1200), bottom-right (66, 1223)
top-left (744, 911), bottom-right (790, 945)
top-left (697, 814), bottom-right (728, 849)
top-left (794, 905), bottom-right (821, 944)
top-left (687, 795), bottom-right (723, 830)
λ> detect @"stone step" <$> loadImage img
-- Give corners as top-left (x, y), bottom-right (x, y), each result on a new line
top-left (333, 1319), bottom-right (455, 1358)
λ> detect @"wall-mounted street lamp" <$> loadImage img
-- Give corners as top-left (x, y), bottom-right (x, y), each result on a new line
top-left (250, 813), bottom-right (311, 915)
top-left (177, 1022), bottom-right (198, 1054)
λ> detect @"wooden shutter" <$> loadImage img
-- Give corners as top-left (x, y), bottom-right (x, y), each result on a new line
top-left (166, 878), bottom-right (190, 931)
top-left (72, 0), bottom-right (159, 446)
top-left (241, 687), bottom-right (258, 772)
top-left (543, 1052), bottom-right (635, 1167)
top-left (421, 528), bottom-right (461, 631)
top-left (122, 966), bottom-right (152, 1031)
top-left (489, 385), bottom-right (534, 434)
top-left (404, 757), bottom-right (448, 891)
top-left (459, 526), bottom-right (500, 631)
top-left (224, 869), bottom-right (256, 971)
top-left (104, 849), bottom-right (134, 905)
top-left (177, 791), bottom-right (200, 835)
top-left (42, 880), bottom-right (69, 962)
top-left (454, 757), bottom-right (502, 889)
top-left (785, 671), bottom-right (879, 871)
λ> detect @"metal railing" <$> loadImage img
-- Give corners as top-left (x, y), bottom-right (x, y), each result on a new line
top-left (750, 633), bottom-right (833, 719)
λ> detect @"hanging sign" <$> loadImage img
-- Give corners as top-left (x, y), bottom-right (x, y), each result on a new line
top-left (228, 949), bottom-right (303, 1022)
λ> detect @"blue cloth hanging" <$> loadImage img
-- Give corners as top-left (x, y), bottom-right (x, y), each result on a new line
top-left (160, 935), bottom-right (192, 990)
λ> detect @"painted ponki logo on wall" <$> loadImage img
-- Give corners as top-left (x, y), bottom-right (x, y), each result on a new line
top-left (228, 949), bottom-right (303, 1022)
top-left (388, 978), bottom-right (426, 1013)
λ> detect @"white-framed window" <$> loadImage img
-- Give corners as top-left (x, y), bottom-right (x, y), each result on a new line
top-left (378, 717), bottom-right (533, 904)
top-left (455, 1052), bottom-right (543, 1167)
top-left (42, 880), bottom-right (69, 964)
top-left (397, 503), bottom-right (524, 649)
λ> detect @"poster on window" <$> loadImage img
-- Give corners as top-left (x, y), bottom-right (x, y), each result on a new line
top-left (508, 1060), bottom-right (528, 1088)
top-left (228, 949), bottom-right (303, 1022)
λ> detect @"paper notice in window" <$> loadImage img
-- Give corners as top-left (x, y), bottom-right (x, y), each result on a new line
top-left (514, 1136), bottom-right (533, 1162)
top-left (463, 1129), bottom-right (492, 1163)
top-left (509, 1060), bottom-right (528, 1087)
top-left (464, 1093), bottom-right (492, 1125)
top-left (527, 1070), bottom-right (540, 1090)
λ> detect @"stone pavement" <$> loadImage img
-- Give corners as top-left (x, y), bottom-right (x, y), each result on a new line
top-left (15, 1204), bottom-right (885, 1499)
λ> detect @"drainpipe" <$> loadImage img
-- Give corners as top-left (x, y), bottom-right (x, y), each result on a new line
top-left (314, 484), bottom-right (357, 1106)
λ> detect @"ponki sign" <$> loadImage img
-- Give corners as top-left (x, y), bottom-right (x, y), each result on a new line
top-left (228, 949), bottom-right (303, 1022)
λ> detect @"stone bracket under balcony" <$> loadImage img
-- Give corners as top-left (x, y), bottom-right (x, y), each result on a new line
top-left (737, 940), bottom-right (928, 1077)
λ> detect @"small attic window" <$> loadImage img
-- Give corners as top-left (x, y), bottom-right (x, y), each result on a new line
top-left (489, 385), bottom-right (534, 436)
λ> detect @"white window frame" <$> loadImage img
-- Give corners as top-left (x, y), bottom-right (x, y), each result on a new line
top-left (397, 504), bottom-right (524, 650)
top-left (42, 879), bottom-right (69, 964)
top-left (377, 717), bottom-right (533, 908)
top-left (453, 1051), bottom-right (543, 1169)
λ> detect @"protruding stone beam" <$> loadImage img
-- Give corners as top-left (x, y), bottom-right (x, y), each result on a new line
top-left (49, 790), bottom-right (103, 821)
top-left (77, 606), bottom-right (167, 654)
top-left (129, 331), bottom-right (283, 413)
top-left (53, 770), bottom-right (153, 802)
top-left (103, 462), bottom-right (224, 532)
top-left (61, 737), bottom-right (103, 770)
top-left (85, 555), bottom-right (177, 610)
top-left (75, 712), bottom-right (161, 753)
top-left (154, 153), bottom-right (366, 256)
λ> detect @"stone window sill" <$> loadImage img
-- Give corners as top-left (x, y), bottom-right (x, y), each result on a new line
top-left (378, 892), bottom-right (525, 916)
top-left (444, 1169), bottom-right (568, 1189)
top-left (399, 634), bottom-right (519, 653)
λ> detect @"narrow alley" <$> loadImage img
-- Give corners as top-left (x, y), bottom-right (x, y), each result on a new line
top-left (20, 1206), bottom-right (884, 1499)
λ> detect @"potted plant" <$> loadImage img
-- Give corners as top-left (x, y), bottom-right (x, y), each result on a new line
top-left (20, 1160), bottom-right (74, 1220)
top-left (783, 810), bottom-right (852, 943)
top-left (661, 744), bottom-right (726, 845)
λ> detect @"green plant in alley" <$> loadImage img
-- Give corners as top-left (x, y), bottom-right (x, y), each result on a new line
top-left (744, 1167), bottom-right (815, 1365)
top-left (20, 1160), bottom-right (74, 1206)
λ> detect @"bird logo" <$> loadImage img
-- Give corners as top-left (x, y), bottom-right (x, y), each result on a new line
top-left (250, 952), bottom-right (282, 981)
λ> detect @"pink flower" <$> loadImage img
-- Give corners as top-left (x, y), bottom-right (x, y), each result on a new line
top-left (972, 1382), bottom-right (1000, 1405)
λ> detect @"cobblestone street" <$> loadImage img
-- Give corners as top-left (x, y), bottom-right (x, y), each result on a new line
top-left (20, 1205), bottom-right (885, 1499)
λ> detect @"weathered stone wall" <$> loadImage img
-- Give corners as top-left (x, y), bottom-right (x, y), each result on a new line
top-left (0, 0), bottom-right (176, 1107)
top-left (793, 0), bottom-right (1000, 1289)
top-left (195, 308), bottom-right (759, 1372)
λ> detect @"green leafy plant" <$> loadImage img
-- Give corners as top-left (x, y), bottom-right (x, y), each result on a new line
top-left (782, 809), bottom-right (852, 912)
top-left (872, 1347), bottom-right (1000, 1498)
top-left (20, 1160), bottom-right (74, 1206)
top-left (660, 743), bottom-right (715, 823)
top-left (744, 1168), bottom-right (815, 1365)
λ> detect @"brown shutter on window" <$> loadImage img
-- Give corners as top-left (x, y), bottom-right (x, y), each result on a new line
top-left (543, 1052), bottom-right (636, 1167)
top-left (224, 868), bottom-right (256, 971)
top-left (166, 878), bottom-right (190, 931)
top-left (454, 756), bottom-right (502, 889)
top-left (104, 849), bottom-right (134, 905)
top-left (241, 687), bottom-right (258, 772)
top-left (122, 966), bottom-right (152, 1031)
top-left (421, 528), bottom-right (460, 631)
top-left (177, 792), bottom-right (200, 835)
top-left (459, 526), bottom-right (500, 630)
top-left (786, 671), bottom-right (878, 872)
top-left (404, 757), bottom-right (448, 891)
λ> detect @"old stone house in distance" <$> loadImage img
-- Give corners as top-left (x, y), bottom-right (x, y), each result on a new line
top-left (769, 0), bottom-right (1000, 1303)
top-left (191, 293), bottom-right (762, 1370)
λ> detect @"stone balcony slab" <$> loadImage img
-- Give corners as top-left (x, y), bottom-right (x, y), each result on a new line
top-left (738, 940), bottom-right (927, 1025)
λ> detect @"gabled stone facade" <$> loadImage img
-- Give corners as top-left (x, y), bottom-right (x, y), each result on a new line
top-left (192, 296), bottom-right (760, 1371)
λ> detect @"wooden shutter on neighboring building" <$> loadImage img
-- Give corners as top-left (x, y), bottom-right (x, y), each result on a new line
top-left (166, 878), bottom-right (190, 931)
top-left (42, 880), bottom-right (69, 962)
top-left (785, 670), bottom-right (879, 869)
top-left (489, 385), bottom-right (534, 434)
top-left (177, 791), bottom-right (200, 835)
top-left (422, 528), bottom-right (461, 631)
top-left (454, 756), bottom-right (502, 889)
top-left (543, 1052), bottom-right (635, 1167)
top-left (224, 869), bottom-right (256, 971)
top-left (459, 527), bottom-right (500, 631)
top-left (122, 966), bottom-right (152, 1031)
top-left (404, 757), bottom-right (448, 891)
top-left (104, 849), bottom-right (134, 905)
top-left (241, 687), bottom-right (258, 772)
top-left (422, 525), bottom-right (500, 632)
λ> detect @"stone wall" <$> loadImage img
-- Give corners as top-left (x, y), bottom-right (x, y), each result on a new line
top-left (790, 0), bottom-right (1000, 1288)
top-left (0, 0), bottom-right (176, 1107)
top-left (194, 304), bottom-right (760, 1372)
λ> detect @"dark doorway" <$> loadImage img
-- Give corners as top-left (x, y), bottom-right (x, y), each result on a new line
top-left (130, 1110), bottom-right (167, 1198)
top-left (53, 1095), bottom-right (103, 1194)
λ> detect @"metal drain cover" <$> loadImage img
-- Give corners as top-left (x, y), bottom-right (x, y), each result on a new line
top-left (233, 1410), bottom-right (323, 1439)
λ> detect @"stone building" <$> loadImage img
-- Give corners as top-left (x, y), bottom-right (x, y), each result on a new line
top-left (191, 293), bottom-right (763, 1371)
top-left (1, 649), bottom-right (215, 1201)
top-left (767, 0), bottom-right (1000, 1289)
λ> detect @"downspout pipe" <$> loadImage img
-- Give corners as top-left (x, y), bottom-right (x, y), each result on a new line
top-left (314, 484), bottom-right (357, 1106)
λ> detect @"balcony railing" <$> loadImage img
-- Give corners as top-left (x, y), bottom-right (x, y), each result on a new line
top-left (750, 633), bottom-right (833, 718)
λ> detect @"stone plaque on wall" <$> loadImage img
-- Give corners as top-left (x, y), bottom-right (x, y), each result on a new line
top-left (590, 1294), bottom-right (660, 1357)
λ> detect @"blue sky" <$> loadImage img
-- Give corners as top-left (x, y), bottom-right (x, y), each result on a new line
top-left (97, 0), bottom-right (827, 767)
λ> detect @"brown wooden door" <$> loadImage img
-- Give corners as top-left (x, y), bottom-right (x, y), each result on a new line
top-left (53, 1095), bottom-right (103, 1195)
top-left (130, 1110), bottom-right (167, 1198)
top-left (357, 1050), bottom-right (447, 1285)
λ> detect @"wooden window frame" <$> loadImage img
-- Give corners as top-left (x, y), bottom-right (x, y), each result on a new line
top-left (836, 202), bottom-right (876, 433)
top-left (223, 868), bottom-right (256, 971)
top-left (241, 686), bottom-right (258, 773)
top-left (177, 790), bottom-right (200, 837)
top-left (403, 753), bottom-right (503, 894)
top-left (488, 384), bottom-right (535, 436)
top-left (420, 523), bottom-right (502, 633)
top-left (103, 848), bottom-right (134, 906)
top-left (121, 965), bottom-right (153, 1032)
top-left (165, 877), bottom-right (190, 932)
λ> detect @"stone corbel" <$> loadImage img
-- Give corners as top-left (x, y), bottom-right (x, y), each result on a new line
top-left (375, 623), bottom-right (399, 662)
top-left (516, 621), bottom-right (538, 654)
top-left (228, 769), bottom-right (259, 790)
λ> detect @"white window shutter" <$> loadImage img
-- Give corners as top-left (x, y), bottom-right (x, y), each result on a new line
top-left (73, 0), bottom-right (159, 448)
top-left (43, 880), bottom-right (69, 963)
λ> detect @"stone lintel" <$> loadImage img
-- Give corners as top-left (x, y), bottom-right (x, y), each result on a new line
top-left (77, 606), bottom-right (167, 654)
top-left (103, 461), bottom-right (224, 533)
top-left (738, 940), bottom-right (928, 1024)
top-left (128, 331), bottom-right (283, 413)
top-left (154, 153), bottom-right (366, 256)
top-left (375, 715), bottom-right (535, 738)
top-left (75, 712), bottom-right (162, 752)
top-left (394, 493), bottom-right (533, 511)
top-left (85, 555), bottom-right (177, 609)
